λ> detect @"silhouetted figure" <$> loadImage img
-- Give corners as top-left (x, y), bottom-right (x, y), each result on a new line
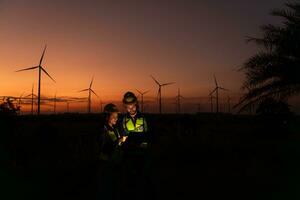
top-left (97, 103), bottom-right (124, 200)
top-left (120, 91), bottom-right (153, 199)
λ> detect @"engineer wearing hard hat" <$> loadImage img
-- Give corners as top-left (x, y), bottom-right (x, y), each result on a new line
top-left (99, 103), bottom-right (126, 161)
top-left (121, 91), bottom-right (148, 148)
top-left (97, 103), bottom-right (124, 199)
top-left (119, 91), bottom-right (150, 176)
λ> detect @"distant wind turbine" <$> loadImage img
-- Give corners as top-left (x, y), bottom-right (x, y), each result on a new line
top-left (17, 92), bottom-right (24, 107)
top-left (175, 88), bottom-right (184, 114)
top-left (15, 45), bottom-right (56, 115)
top-left (78, 77), bottom-right (99, 113)
top-left (208, 91), bottom-right (215, 113)
top-left (150, 75), bottom-right (175, 114)
top-left (17, 92), bottom-right (25, 114)
top-left (24, 84), bottom-right (37, 115)
top-left (209, 74), bottom-right (228, 113)
top-left (136, 89), bottom-right (150, 113)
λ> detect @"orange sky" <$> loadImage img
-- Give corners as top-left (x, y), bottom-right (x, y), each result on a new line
top-left (1, 0), bottom-right (298, 113)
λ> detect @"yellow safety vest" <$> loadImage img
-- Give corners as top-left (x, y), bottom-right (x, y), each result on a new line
top-left (99, 126), bottom-right (121, 161)
top-left (107, 129), bottom-right (119, 142)
top-left (123, 116), bottom-right (147, 133)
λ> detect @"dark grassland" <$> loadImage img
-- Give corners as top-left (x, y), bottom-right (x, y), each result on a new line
top-left (1, 113), bottom-right (300, 200)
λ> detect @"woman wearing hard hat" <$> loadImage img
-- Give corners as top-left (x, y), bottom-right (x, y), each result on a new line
top-left (97, 103), bottom-right (124, 200)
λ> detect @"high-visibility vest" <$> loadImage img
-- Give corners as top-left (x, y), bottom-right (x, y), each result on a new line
top-left (100, 125), bottom-right (121, 161)
top-left (122, 115), bottom-right (147, 134)
top-left (107, 129), bottom-right (119, 142)
top-left (104, 125), bottom-right (120, 141)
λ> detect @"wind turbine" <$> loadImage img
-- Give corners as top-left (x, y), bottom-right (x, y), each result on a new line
top-left (24, 84), bottom-right (37, 115)
top-left (175, 88), bottom-right (184, 114)
top-left (209, 74), bottom-right (228, 113)
top-left (15, 45), bottom-right (56, 115)
top-left (136, 89), bottom-right (150, 113)
top-left (17, 92), bottom-right (25, 115)
top-left (78, 77), bottom-right (99, 113)
top-left (150, 75), bottom-right (175, 114)
top-left (208, 91), bottom-right (215, 113)
top-left (17, 92), bottom-right (24, 107)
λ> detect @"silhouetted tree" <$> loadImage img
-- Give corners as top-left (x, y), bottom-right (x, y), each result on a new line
top-left (0, 98), bottom-right (18, 116)
top-left (256, 97), bottom-right (291, 115)
top-left (237, 1), bottom-right (300, 111)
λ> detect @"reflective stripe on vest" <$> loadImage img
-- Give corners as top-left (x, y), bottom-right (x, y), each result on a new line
top-left (125, 117), bottom-right (145, 133)
top-left (104, 125), bottom-right (120, 142)
top-left (108, 130), bottom-right (118, 142)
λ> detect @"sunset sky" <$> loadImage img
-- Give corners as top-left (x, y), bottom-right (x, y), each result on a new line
top-left (1, 0), bottom-right (297, 113)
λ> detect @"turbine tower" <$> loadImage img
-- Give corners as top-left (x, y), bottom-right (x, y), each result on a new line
top-left (209, 74), bottom-right (228, 113)
top-left (78, 77), bottom-right (99, 113)
top-left (150, 75), bottom-right (175, 114)
top-left (24, 84), bottom-right (37, 115)
top-left (16, 45), bottom-right (56, 115)
top-left (136, 89), bottom-right (150, 113)
top-left (175, 88), bottom-right (184, 114)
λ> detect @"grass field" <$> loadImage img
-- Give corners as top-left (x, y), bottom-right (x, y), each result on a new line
top-left (1, 113), bottom-right (300, 199)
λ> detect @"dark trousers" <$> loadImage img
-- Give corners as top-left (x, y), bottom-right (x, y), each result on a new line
top-left (96, 160), bottom-right (120, 200)
top-left (121, 148), bottom-right (156, 200)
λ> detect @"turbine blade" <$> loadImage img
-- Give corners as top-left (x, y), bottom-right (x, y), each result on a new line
top-left (24, 94), bottom-right (32, 98)
top-left (162, 82), bottom-right (175, 86)
top-left (78, 89), bottom-right (89, 92)
top-left (41, 67), bottom-right (56, 83)
top-left (39, 45), bottom-right (47, 66)
top-left (90, 76), bottom-right (94, 88)
top-left (90, 89), bottom-right (99, 98)
top-left (143, 90), bottom-right (150, 95)
top-left (214, 74), bottom-right (218, 87)
top-left (209, 88), bottom-right (217, 96)
top-left (19, 92), bottom-right (25, 98)
top-left (15, 66), bottom-right (38, 72)
top-left (219, 87), bottom-right (229, 91)
top-left (136, 89), bottom-right (142, 94)
top-left (150, 75), bottom-right (161, 86)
